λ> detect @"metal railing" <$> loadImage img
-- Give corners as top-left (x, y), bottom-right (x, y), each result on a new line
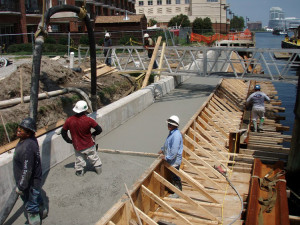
top-left (78, 45), bottom-right (300, 80)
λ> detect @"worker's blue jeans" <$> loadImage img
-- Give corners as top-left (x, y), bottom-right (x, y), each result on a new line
top-left (21, 187), bottom-right (43, 214)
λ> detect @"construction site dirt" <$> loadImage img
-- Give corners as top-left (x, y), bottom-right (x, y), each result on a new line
top-left (0, 56), bottom-right (135, 146)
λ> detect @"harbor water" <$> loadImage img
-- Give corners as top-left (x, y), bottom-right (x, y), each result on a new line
top-left (255, 32), bottom-right (297, 148)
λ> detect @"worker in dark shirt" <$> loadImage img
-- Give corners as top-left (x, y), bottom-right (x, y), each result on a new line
top-left (103, 33), bottom-right (112, 66)
top-left (13, 117), bottom-right (47, 225)
top-left (61, 100), bottom-right (103, 176)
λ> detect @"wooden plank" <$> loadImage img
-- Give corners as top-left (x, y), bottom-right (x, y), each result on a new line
top-left (153, 172), bottom-right (220, 222)
top-left (165, 163), bottom-right (220, 204)
top-left (135, 207), bottom-right (158, 225)
top-left (0, 119), bottom-right (65, 155)
top-left (183, 145), bottom-right (227, 181)
top-left (141, 185), bottom-right (193, 225)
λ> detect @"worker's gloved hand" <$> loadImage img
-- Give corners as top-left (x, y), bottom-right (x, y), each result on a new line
top-left (158, 150), bottom-right (163, 154)
top-left (16, 187), bottom-right (23, 196)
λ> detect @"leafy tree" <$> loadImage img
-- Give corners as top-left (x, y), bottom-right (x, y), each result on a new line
top-left (230, 16), bottom-right (245, 31)
top-left (203, 17), bottom-right (213, 33)
top-left (149, 18), bottom-right (158, 26)
top-left (192, 17), bottom-right (203, 34)
top-left (168, 14), bottom-right (191, 28)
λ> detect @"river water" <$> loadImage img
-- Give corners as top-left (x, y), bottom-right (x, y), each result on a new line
top-left (255, 32), bottom-right (297, 147)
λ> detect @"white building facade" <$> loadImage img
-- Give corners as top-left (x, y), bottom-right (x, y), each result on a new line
top-left (135, 0), bottom-right (228, 32)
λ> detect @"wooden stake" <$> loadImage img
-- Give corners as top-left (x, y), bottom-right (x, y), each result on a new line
top-left (142, 36), bottom-right (162, 88)
top-left (156, 42), bottom-right (166, 81)
top-left (20, 68), bottom-right (24, 104)
top-left (0, 113), bottom-right (10, 143)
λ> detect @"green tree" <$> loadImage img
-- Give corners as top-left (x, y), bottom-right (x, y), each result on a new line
top-left (149, 18), bottom-right (158, 26)
top-left (192, 17), bottom-right (203, 34)
top-left (230, 16), bottom-right (245, 31)
top-left (203, 17), bottom-right (213, 33)
top-left (168, 14), bottom-right (191, 28)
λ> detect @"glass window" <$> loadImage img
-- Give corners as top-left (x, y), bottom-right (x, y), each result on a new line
top-left (148, 0), bottom-right (153, 5)
top-left (157, 0), bottom-right (162, 5)
top-left (58, 0), bottom-right (65, 5)
top-left (185, 0), bottom-right (189, 3)
top-left (176, 0), bottom-right (180, 4)
top-left (207, 0), bottom-right (218, 2)
top-left (166, 0), bottom-right (171, 4)
top-left (139, 1), bottom-right (144, 5)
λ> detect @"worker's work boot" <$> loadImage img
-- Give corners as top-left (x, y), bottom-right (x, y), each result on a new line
top-left (39, 205), bottom-right (48, 220)
top-left (252, 120), bottom-right (257, 132)
top-left (75, 170), bottom-right (84, 177)
top-left (94, 165), bottom-right (102, 175)
top-left (28, 213), bottom-right (40, 225)
top-left (168, 181), bottom-right (182, 198)
top-left (258, 118), bottom-right (264, 132)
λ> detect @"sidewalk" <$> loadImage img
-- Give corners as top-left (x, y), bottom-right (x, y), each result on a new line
top-left (4, 76), bottom-right (221, 225)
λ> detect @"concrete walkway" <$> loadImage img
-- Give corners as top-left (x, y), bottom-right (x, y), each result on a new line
top-left (4, 76), bottom-right (221, 225)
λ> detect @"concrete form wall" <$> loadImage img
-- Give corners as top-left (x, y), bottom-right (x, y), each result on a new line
top-left (0, 75), bottom-right (188, 212)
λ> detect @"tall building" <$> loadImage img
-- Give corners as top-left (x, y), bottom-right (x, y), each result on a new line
top-left (135, 0), bottom-right (229, 32)
top-left (0, 0), bottom-right (135, 46)
top-left (268, 7), bottom-right (285, 30)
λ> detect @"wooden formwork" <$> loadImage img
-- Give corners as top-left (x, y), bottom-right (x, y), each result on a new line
top-left (96, 78), bottom-right (290, 225)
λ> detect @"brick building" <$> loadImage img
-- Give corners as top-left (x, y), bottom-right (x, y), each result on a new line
top-left (0, 0), bottom-right (135, 47)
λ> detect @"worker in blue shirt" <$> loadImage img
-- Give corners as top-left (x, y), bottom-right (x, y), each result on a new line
top-left (158, 115), bottom-right (183, 198)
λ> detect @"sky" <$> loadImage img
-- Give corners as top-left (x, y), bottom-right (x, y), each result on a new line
top-left (226, 0), bottom-right (300, 27)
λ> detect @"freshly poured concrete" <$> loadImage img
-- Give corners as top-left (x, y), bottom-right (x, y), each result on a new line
top-left (3, 76), bottom-right (221, 225)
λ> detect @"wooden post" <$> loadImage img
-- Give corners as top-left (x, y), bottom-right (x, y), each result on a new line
top-left (142, 36), bottom-right (162, 88)
top-left (229, 132), bottom-right (240, 153)
top-left (287, 71), bottom-right (300, 178)
top-left (0, 113), bottom-right (10, 143)
top-left (155, 42), bottom-right (166, 82)
top-left (20, 68), bottom-right (24, 104)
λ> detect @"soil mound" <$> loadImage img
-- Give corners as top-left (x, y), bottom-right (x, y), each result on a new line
top-left (0, 56), bottom-right (135, 146)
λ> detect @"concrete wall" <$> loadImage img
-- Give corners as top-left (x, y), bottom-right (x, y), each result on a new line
top-left (0, 75), bottom-right (188, 212)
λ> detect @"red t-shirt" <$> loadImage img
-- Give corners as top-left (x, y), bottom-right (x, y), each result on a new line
top-left (63, 114), bottom-right (98, 151)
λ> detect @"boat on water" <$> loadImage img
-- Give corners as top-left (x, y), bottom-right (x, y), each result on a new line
top-left (281, 26), bottom-right (300, 49)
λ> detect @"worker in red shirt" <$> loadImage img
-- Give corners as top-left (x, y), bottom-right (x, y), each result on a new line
top-left (61, 100), bottom-right (103, 176)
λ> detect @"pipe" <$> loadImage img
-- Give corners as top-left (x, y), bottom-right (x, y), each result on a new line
top-left (30, 4), bottom-right (97, 125)
top-left (0, 88), bottom-right (92, 110)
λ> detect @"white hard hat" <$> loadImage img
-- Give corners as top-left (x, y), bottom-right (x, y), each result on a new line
top-left (73, 100), bottom-right (88, 113)
top-left (105, 33), bottom-right (110, 37)
top-left (144, 33), bottom-right (149, 38)
top-left (167, 115), bottom-right (180, 127)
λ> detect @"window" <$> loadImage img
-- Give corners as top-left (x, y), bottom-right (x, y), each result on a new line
top-left (139, 1), bottom-right (144, 6)
top-left (166, 0), bottom-right (171, 4)
top-left (207, 0), bottom-right (218, 2)
top-left (148, 0), bottom-right (153, 5)
top-left (148, 8), bottom-right (153, 14)
top-left (176, 0), bottom-right (180, 4)
top-left (58, 0), bottom-right (65, 5)
top-left (185, 0), bottom-right (189, 3)
top-left (157, 0), bottom-right (162, 5)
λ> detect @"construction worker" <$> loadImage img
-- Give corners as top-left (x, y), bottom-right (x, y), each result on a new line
top-left (61, 100), bottom-right (103, 176)
top-left (246, 85), bottom-right (270, 132)
top-left (143, 33), bottom-right (158, 69)
top-left (13, 117), bottom-right (47, 225)
top-left (103, 32), bottom-right (112, 66)
top-left (158, 115), bottom-right (183, 198)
